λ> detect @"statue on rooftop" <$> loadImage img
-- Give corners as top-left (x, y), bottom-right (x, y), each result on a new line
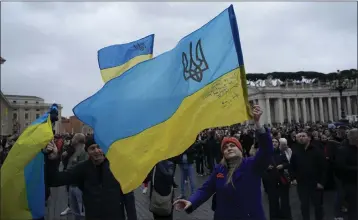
top-left (265, 75), bottom-right (273, 87)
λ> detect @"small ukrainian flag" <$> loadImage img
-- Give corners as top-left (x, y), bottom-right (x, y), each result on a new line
top-left (98, 34), bottom-right (155, 83)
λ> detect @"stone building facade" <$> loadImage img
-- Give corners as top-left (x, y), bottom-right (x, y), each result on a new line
top-left (248, 79), bottom-right (358, 125)
top-left (1, 94), bottom-right (62, 135)
top-left (1, 92), bottom-right (12, 135)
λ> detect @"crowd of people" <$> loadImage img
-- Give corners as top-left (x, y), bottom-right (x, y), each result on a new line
top-left (0, 106), bottom-right (357, 220)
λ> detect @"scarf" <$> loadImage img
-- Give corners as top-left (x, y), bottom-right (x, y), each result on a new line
top-left (227, 156), bottom-right (241, 170)
top-left (226, 156), bottom-right (242, 186)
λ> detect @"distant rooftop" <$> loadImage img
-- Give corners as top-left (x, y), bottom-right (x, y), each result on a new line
top-left (5, 94), bottom-right (44, 100)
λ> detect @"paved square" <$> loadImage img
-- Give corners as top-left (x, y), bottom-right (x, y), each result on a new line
top-left (46, 166), bottom-right (337, 220)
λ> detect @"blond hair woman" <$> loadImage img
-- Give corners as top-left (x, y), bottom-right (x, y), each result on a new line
top-left (174, 105), bottom-right (273, 220)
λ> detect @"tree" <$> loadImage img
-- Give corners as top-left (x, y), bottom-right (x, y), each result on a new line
top-left (246, 69), bottom-right (357, 81)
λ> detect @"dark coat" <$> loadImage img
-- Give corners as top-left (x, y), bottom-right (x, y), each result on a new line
top-left (149, 160), bottom-right (175, 218)
top-left (150, 160), bottom-right (175, 197)
top-left (194, 141), bottom-right (204, 159)
top-left (323, 140), bottom-right (340, 190)
top-left (335, 143), bottom-right (358, 186)
top-left (46, 158), bottom-right (137, 220)
top-left (239, 133), bottom-right (254, 154)
top-left (61, 143), bottom-right (75, 169)
top-left (177, 144), bottom-right (197, 164)
top-left (187, 128), bottom-right (273, 220)
top-left (262, 148), bottom-right (290, 186)
top-left (290, 143), bottom-right (327, 186)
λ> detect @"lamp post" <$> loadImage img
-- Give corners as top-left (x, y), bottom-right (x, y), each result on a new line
top-left (329, 70), bottom-right (354, 123)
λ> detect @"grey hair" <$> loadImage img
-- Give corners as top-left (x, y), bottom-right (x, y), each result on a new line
top-left (73, 133), bottom-right (86, 144)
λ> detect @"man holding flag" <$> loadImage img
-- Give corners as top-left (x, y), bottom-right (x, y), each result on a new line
top-left (44, 135), bottom-right (138, 220)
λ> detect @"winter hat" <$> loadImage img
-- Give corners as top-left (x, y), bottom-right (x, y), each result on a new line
top-left (85, 135), bottom-right (96, 152)
top-left (221, 137), bottom-right (243, 152)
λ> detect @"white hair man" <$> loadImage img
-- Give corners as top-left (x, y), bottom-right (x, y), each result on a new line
top-left (279, 138), bottom-right (292, 162)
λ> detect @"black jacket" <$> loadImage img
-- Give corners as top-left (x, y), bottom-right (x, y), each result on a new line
top-left (290, 144), bottom-right (327, 186)
top-left (239, 133), bottom-right (254, 153)
top-left (150, 160), bottom-right (175, 197)
top-left (62, 144), bottom-right (75, 168)
top-left (205, 137), bottom-right (222, 161)
top-left (177, 144), bottom-right (197, 164)
top-left (46, 158), bottom-right (137, 220)
top-left (263, 148), bottom-right (290, 185)
top-left (335, 144), bottom-right (357, 185)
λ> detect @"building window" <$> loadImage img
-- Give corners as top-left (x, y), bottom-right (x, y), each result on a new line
top-left (13, 113), bottom-right (18, 120)
top-left (12, 100), bottom-right (16, 103)
top-left (25, 101), bottom-right (28, 104)
top-left (36, 109), bottom-right (40, 111)
top-left (36, 114), bottom-right (40, 119)
top-left (25, 123), bottom-right (29, 127)
top-left (25, 113), bottom-right (29, 120)
top-left (36, 101), bottom-right (39, 104)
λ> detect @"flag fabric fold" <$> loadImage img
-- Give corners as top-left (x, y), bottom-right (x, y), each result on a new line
top-left (74, 5), bottom-right (251, 193)
top-left (1, 104), bottom-right (57, 220)
top-left (98, 34), bottom-right (155, 83)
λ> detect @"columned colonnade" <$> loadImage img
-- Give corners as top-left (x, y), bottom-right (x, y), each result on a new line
top-left (248, 82), bottom-right (358, 125)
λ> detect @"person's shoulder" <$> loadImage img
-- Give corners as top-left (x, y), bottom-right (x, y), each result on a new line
top-left (337, 143), bottom-right (350, 152)
top-left (241, 156), bottom-right (256, 168)
top-left (164, 160), bottom-right (174, 168)
top-left (327, 139), bottom-right (340, 146)
top-left (76, 159), bottom-right (91, 168)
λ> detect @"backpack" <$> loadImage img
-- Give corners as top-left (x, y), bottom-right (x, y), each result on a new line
top-left (149, 166), bottom-right (173, 216)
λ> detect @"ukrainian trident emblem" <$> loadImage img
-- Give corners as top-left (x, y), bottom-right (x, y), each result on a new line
top-left (133, 42), bottom-right (146, 51)
top-left (182, 39), bottom-right (209, 83)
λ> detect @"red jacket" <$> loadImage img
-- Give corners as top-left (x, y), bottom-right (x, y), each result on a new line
top-left (55, 138), bottom-right (64, 152)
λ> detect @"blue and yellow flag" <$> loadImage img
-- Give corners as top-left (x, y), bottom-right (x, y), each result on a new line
top-left (1, 104), bottom-right (57, 220)
top-left (74, 5), bottom-right (251, 193)
top-left (98, 34), bottom-right (155, 83)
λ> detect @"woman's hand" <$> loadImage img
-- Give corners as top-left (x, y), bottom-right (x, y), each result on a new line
top-left (173, 199), bottom-right (192, 211)
top-left (252, 105), bottom-right (263, 128)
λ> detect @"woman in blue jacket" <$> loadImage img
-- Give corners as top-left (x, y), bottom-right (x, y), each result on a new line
top-left (174, 105), bottom-right (273, 220)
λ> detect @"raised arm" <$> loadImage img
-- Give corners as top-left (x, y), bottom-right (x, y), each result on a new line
top-left (251, 106), bottom-right (274, 175)
top-left (44, 140), bottom-right (84, 187)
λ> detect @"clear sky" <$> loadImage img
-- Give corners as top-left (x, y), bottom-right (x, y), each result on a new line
top-left (1, 2), bottom-right (357, 116)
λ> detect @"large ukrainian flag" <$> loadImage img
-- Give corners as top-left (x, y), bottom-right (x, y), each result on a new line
top-left (74, 5), bottom-right (251, 193)
top-left (98, 34), bottom-right (155, 83)
top-left (0, 105), bottom-right (57, 220)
